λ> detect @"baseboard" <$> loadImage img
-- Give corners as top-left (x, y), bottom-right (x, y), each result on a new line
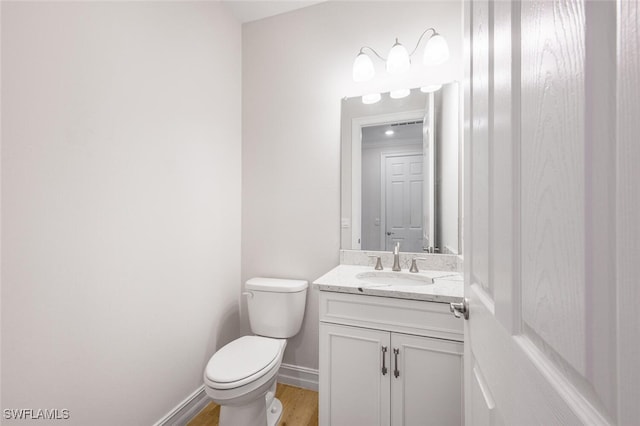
top-left (153, 385), bottom-right (209, 426)
top-left (278, 363), bottom-right (319, 392)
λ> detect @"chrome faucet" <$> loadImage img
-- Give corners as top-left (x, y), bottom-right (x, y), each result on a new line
top-left (392, 242), bottom-right (401, 272)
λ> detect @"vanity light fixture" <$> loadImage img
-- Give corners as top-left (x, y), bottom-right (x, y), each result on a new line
top-left (422, 33), bottom-right (449, 66)
top-left (352, 51), bottom-right (375, 82)
top-left (386, 39), bottom-right (411, 75)
top-left (352, 28), bottom-right (450, 83)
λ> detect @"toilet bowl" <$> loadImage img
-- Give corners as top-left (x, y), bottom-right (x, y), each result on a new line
top-left (204, 336), bottom-right (287, 426)
top-left (203, 277), bottom-right (308, 426)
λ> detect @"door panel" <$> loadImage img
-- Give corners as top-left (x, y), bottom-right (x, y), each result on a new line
top-left (520, 0), bottom-right (588, 378)
top-left (469, 359), bottom-right (497, 426)
top-left (470, 0), bottom-right (491, 296)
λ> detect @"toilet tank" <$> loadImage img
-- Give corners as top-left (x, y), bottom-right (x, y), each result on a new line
top-left (245, 277), bottom-right (308, 338)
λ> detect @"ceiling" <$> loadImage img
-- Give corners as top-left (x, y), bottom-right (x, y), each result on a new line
top-left (222, 1), bottom-right (326, 23)
top-left (362, 122), bottom-right (424, 145)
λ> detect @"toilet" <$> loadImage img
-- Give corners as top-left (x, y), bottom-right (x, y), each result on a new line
top-left (203, 277), bottom-right (308, 426)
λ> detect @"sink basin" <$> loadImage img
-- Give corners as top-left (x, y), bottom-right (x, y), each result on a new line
top-left (355, 271), bottom-right (435, 286)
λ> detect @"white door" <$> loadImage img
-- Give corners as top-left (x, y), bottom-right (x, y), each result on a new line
top-left (463, 1), bottom-right (639, 425)
top-left (384, 154), bottom-right (424, 252)
top-left (319, 323), bottom-right (390, 426)
top-left (390, 333), bottom-right (463, 426)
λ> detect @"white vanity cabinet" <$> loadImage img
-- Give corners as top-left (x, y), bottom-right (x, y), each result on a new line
top-left (318, 291), bottom-right (464, 426)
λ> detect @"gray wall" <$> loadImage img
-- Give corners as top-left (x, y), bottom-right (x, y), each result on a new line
top-left (242, 1), bottom-right (463, 371)
top-left (1, 3), bottom-right (242, 423)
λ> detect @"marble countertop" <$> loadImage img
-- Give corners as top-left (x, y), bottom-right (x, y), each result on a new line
top-left (313, 264), bottom-right (464, 304)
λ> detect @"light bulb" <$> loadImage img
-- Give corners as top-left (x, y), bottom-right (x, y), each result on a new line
top-left (385, 129), bottom-right (395, 136)
top-left (420, 84), bottom-right (443, 93)
top-left (423, 33), bottom-right (450, 66)
top-left (352, 51), bottom-right (375, 82)
top-left (390, 88), bottom-right (411, 99)
top-left (362, 93), bottom-right (381, 104)
top-left (386, 39), bottom-right (411, 75)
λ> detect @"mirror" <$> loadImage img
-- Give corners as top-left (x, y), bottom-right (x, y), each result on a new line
top-left (341, 83), bottom-right (461, 255)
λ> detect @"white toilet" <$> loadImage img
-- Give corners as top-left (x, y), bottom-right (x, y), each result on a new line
top-left (203, 277), bottom-right (308, 426)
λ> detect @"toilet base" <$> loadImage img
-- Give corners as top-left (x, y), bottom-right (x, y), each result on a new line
top-left (219, 396), bottom-right (265, 426)
top-left (267, 398), bottom-right (282, 426)
top-left (217, 390), bottom-right (282, 426)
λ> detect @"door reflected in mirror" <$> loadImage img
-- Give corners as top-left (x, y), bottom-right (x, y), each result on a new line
top-left (340, 84), bottom-right (461, 255)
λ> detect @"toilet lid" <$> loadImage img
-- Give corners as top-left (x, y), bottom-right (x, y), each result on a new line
top-left (205, 336), bottom-right (282, 384)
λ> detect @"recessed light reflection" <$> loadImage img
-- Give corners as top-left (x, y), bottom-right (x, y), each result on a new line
top-left (362, 93), bottom-right (381, 104)
top-left (390, 88), bottom-right (410, 99)
top-left (420, 84), bottom-right (442, 93)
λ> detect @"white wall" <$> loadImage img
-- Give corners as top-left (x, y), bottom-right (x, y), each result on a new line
top-left (242, 1), bottom-right (462, 370)
top-left (1, 2), bottom-right (241, 424)
top-left (436, 83), bottom-right (460, 254)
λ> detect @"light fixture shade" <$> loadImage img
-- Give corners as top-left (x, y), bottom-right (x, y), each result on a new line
top-left (353, 52), bottom-right (375, 82)
top-left (420, 84), bottom-right (443, 93)
top-left (390, 88), bottom-right (411, 99)
top-left (362, 93), bottom-right (381, 104)
top-left (423, 34), bottom-right (450, 66)
top-left (386, 40), bottom-right (411, 75)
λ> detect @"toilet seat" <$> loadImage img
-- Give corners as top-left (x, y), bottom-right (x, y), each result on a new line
top-left (205, 336), bottom-right (285, 390)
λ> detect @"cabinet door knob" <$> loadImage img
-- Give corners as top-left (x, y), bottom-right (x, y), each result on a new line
top-left (381, 346), bottom-right (388, 375)
top-left (393, 348), bottom-right (400, 378)
top-left (450, 298), bottom-right (470, 320)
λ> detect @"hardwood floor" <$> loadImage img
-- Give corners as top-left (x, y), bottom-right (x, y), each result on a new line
top-left (187, 383), bottom-right (318, 426)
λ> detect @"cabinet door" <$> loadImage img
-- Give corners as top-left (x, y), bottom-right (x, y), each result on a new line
top-left (319, 323), bottom-right (391, 426)
top-left (390, 333), bottom-right (463, 426)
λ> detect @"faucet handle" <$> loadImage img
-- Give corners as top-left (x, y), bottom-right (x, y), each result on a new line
top-left (409, 257), bottom-right (427, 273)
top-left (368, 255), bottom-right (384, 270)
